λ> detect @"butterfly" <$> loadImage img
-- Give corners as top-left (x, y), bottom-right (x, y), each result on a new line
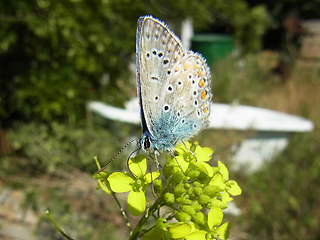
top-left (136, 16), bottom-right (212, 153)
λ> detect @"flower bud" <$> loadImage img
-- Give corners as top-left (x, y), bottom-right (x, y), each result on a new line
top-left (198, 194), bottom-right (212, 205)
top-left (163, 192), bottom-right (175, 205)
top-left (191, 201), bottom-right (203, 211)
top-left (203, 185), bottom-right (221, 197)
top-left (187, 170), bottom-right (200, 179)
top-left (191, 211), bottom-right (206, 225)
top-left (171, 171), bottom-right (185, 184)
top-left (181, 205), bottom-right (196, 215)
top-left (153, 179), bottom-right (162, 194)
top-left (175, 211), bottom-right (191, 223)
top-left (193, 187), bottom-right (203, 196)
top-left (173, 185), bottom-right (185, 197)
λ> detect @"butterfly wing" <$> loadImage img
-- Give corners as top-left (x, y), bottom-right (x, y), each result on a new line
top-left (137, 16), bottom-right (211, 150)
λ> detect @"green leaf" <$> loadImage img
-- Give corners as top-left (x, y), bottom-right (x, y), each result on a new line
top-left (175, 142), bottom-right (192, 155)
top-left (218, 161), bottom-right (229, 180)
top-left (127, 190), bottom-right (146, 216)
top-left (215, 222), bottom-right (231, 240)
top-left (97, 179), bottom-right (112, 195)
top-left (185, 230), bottom-right (207, 240)
top-left (211, 199), bottom-right (228, 209)
top-left (221, 192), bottom-right (233, 205)
top-left (128, 155), bottom-right (147, 178)
top-left (194, 146), bottom-right (214, 162)
top-left (194, 162), bottom-right (214, 177)
top-left (145, 170), bottom-right (160, 184)
top-left (208, 207), bottom-right (223, 229)
top-left (143, 226), bottom-right (171, 240)
top-left (209, 174), bottom-right (226, 190)
top-left (169, 223), bottom-right (192, 239)
top-left (173, 155), bottom-right (190, 172)
top-left (227, 180), bottom-right (242, 196)
top-left (108, 172), bottom-right (133, 193)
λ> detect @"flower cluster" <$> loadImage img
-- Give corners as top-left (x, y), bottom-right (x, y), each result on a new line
top-left (94, 142), bottom-right (241, 240)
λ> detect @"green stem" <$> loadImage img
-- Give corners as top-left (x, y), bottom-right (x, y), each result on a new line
top-left (45, 210), bottom-right (74, 240)
top-left (112, 191), bottom-right (132, 232)
top-left (129, 197), bottom-right (163, 240)
top-left (94, 157), bottom-right (132, 233)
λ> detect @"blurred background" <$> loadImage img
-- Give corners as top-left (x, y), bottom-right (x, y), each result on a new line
top-left (1, 0), bottom-right (320, 239)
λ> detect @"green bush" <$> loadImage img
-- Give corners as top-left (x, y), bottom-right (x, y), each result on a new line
top-left (4, 122), bottom-right (135, 174)
top-left (237, 129), bottom-right (320, 240)
top-left (214, 54), bottom-right (273, 104)
top-left (0, 0), bottom-right (270, 125)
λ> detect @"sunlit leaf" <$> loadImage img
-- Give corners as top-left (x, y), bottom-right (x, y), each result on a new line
top-left (127, 190), bottom-right (146, 216)
top-left (108, 172), bottom-right (133, 192)
top-left (185, 230), bottom-right (207, 240)
top-left (169, 223), bottom-right (192, 239)
top-left (208, 207), bottom-right (223, 229)
top-left (145, 170), bottom-right (160, 184)
top-left (216, 222), bottom-right (231, 240)
top-left (194, 146), bottom-right (213, 162)
top-left (218, 161), bottom-right (229, 180)
top-left (227, 180), bottom-right (242, 196)
top-left (128, 155), bottom-right (147, 178)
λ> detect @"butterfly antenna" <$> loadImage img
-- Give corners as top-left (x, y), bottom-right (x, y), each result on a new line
top-left (96, 138), bottom-right (138, 174)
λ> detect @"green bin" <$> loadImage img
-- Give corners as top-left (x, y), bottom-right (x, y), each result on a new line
top-left (191, 34), bottom-right (234, 66)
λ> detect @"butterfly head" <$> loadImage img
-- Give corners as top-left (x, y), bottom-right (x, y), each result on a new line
top-left (140, 134), bottom-right (151, 150)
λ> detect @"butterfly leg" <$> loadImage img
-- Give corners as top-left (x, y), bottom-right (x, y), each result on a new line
top-left (181, 140), bottom-right (198, 161)
top-left (147, 155), bottom-right (158, 197)
top-left (169, 150), bottom-right (185, 172)
top-left (154, 150), bottom-right (161, 169)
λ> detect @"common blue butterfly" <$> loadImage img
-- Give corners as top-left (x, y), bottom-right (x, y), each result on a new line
top-left (137, 16), bottom-right (212, 153)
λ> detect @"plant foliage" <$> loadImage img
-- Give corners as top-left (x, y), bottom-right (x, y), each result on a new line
top-left (95, 142), bottom-right (241, 240)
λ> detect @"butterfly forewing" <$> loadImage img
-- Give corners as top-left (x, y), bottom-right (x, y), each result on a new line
top-left (137, 16), bottom-right (212, 151)
top-left (138, 17), bottom-right (183, 133)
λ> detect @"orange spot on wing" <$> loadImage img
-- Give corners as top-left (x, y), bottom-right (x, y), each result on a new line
top-left (198, 69), bottom-right (203, 77)
top-left (183, 63), bottom-right (190, 71)
top-left (203, 107), bottom-right (208, 113)
top-left (199, 78), bottom-right (205, 88)
top-left (201, 90), bottom-right (207, 100)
